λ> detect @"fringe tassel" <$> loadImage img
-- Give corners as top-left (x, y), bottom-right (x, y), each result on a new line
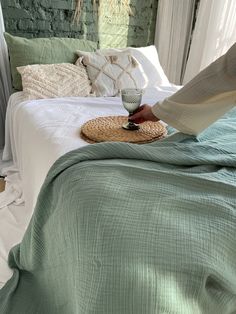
top-left (73, 0), bottom-right (133, 24)
top-left (72, 0), bottom-right (82, 24)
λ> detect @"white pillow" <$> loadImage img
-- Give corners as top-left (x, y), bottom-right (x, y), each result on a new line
top-left (98, 45), bottom-right (171, 88)
top-left (17, 63), bottom-right (92, 100)
top-left (76, 51), bottom-right (147, 96)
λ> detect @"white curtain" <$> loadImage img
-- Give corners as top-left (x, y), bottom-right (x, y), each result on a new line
top-left (0, 3), bottom-right (12, 149)
top-left (183, 0), bottom-right (236, 84)
top-left (154, 0), bottom-right (196, 85)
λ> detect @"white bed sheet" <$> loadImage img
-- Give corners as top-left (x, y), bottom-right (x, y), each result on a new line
top-left (0, 85), bottom-right (180, 288)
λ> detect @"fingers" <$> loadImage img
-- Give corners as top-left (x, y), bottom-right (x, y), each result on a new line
top-left (130, 116), bottom-right (146, 124)
top-left (129, 104), bottom-right (149, 124)
top-left (129, 113), bottom-right (145, 124)
top-left (129, 104), bottom-right (160, 124)
top-left (134, 104), bottom-right (146, 113)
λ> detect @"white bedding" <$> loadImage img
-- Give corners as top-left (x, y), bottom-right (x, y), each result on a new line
top-left (0, 85), bottom-right (180, 288)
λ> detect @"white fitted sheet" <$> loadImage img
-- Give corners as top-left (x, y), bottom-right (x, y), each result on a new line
top-left (0, 85), bottom-right (180, 288)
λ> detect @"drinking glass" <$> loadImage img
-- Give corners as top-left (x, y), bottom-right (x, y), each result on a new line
top-left (121, 88), bottom-right (143, 130)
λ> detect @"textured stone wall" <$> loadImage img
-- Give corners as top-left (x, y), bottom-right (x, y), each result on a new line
top-left (1, 0), bottom-right (158, 48)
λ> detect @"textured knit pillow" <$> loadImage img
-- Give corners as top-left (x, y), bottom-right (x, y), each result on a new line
top-left (17, 63), bottom-right (92, 100)
top-left (76, 51), bottom-right (147, 96)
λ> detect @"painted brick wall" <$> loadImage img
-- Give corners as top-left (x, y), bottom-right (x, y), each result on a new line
top-left (1, 0), bottom-right (158, 48)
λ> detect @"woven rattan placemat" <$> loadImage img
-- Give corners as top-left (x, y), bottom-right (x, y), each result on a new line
top-left (81, 116), bottom-right (167, 144)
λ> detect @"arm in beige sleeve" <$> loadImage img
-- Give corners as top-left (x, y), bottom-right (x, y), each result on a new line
top-left (151, 43), bottom-right (236, 135)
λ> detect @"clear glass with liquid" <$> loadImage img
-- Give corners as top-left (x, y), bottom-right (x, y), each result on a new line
top-left (121, 88), bottom-right (143, 130)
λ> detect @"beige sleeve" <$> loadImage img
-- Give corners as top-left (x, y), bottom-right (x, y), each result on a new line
top-left (151, 43), bottom-right (236, 135)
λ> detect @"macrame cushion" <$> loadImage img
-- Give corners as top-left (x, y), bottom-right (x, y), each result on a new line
top-left (17, 63), bottom-right (92, 100)
top-left (76, 51), bottom-right (147, 96)
top-left (98, 46), bottom-right (171, 88)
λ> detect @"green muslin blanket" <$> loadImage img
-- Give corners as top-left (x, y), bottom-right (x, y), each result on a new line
top-left (0, 109), bottom-right (236, 314)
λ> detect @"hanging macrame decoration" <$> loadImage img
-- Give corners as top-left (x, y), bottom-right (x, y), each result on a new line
top-left (73, 0), bottom-right (133, 23)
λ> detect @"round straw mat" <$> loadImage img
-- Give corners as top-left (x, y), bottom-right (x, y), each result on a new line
top-left (81, 116), bottom-right (167, 144)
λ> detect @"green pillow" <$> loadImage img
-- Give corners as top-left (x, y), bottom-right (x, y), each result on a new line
top-left (4, 32), bottom-right (97, 91)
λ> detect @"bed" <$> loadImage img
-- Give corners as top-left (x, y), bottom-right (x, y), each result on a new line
top-left (0, 34), bottom-right (236, 313)
top-left (0, 85), bottom-right (176, 286)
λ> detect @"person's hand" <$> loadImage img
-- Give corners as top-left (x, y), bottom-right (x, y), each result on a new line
top-left (129, 104), bottom-right (159, 124)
